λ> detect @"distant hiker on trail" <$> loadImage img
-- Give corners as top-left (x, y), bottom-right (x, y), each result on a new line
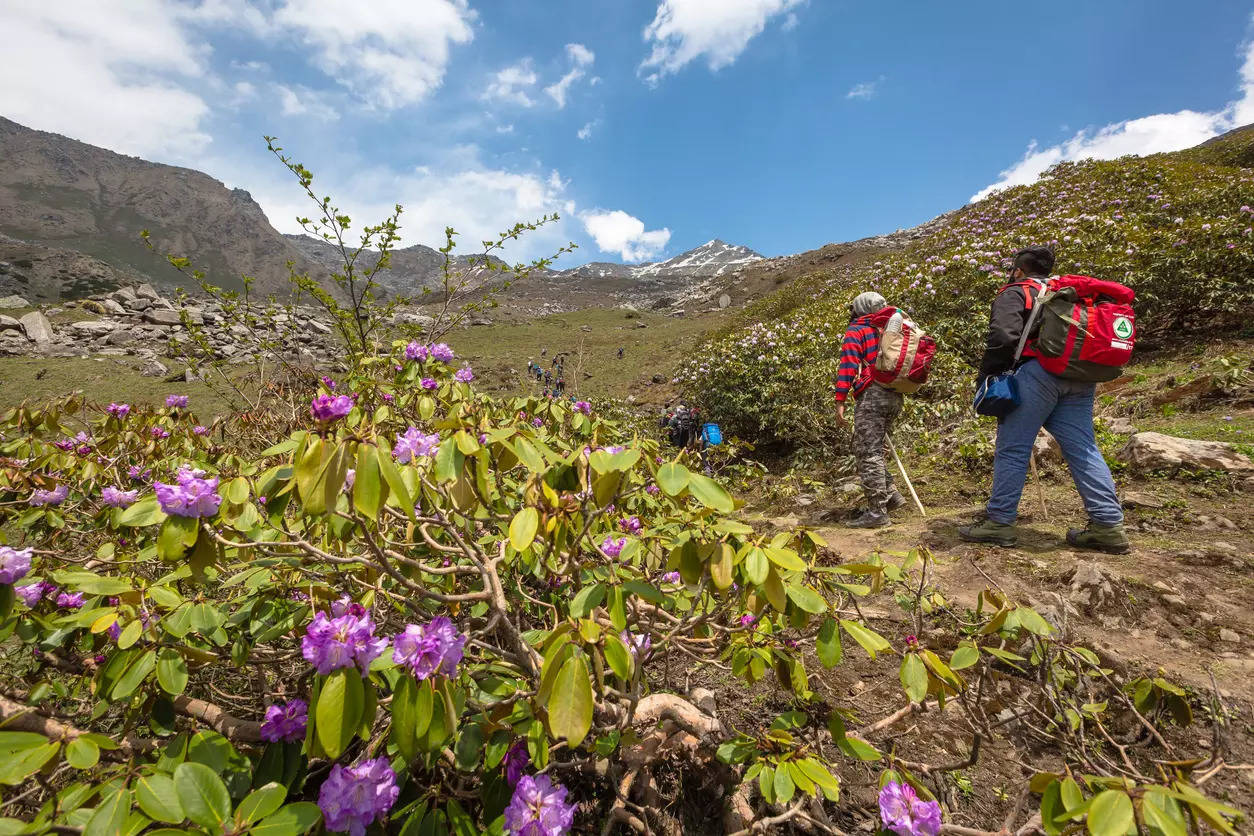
top-left (834, 291), bottom-right (908, 529)
top-left (617, 347), bottom-right (624, 359)
top-left (960, 245), bottom-right (1130, 554)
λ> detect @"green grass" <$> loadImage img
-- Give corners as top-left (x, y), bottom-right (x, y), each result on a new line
top-left (448, 308), bottom-right (724, 405)
top-left (0, 356), bottom-right (233, 419)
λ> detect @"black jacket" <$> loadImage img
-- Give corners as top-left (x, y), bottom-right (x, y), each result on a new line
top-left (978, 278), bottom-right (1045, 378)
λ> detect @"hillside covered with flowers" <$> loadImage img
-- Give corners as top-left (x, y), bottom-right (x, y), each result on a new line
top-left (679, 128), bottom-right (1254, 452)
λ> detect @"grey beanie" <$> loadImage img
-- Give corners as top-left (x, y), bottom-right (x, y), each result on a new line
top-left (851, 291), bottom-right (887, 317)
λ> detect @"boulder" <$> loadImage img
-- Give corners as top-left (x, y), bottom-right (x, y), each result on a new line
top-left (1118, 432), bottom-right (1253, 473)
top-left (1121, 490), bottom-right (1165, 510)
top-left (134, 283), bottom-right (161, 301)
top-left (69, 320), bottom-right (116, 337)
top-left (143, 309), bottom-right (183, 326)
top-left (102, 298), bottom-right (127, 316)
top-left (0, 294), bottom-right (30, 309)
top-left (19, 311), bottom-right (54, 346)
top-left (105, 329), bottom-right (137, 346)
top-left (140, 358), bottom-right (169, 377)
top-left (718, 294), bottom-right (731, 309)
top-left (1033, 430), bottom-right (1062, 462)
top-left (1102, 416), bottom-right (1137, 435)
top-left (1067, 560), bottom-right (1118, 612)
top-left (0, 314), bottom-right (21, 331)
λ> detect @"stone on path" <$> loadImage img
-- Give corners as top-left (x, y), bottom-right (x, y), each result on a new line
top-left (19, 311), bottom-right (54, 347)
top-left (1118, 432), bottom-right (1253, 473)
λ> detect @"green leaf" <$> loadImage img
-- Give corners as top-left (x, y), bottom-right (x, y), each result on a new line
top-left (156, 648), bottom-right (189, 696)
top-left (1141, 791), bottom-right (1187, 836)
top-left (744, 547), bottom-right (768, 586)
top-left (686, 471), bottom-right (733, 512)
top-left (773, 764), bottom-right (796, 805)
top-left (250, 802), bottom-right (323, 836)
top-left (391, 675), bottom-right (431, 762)
top-left (569, 583), bottom-right (604, 619)
top-left (816, 618), bottom-right (843, 668)
top-left (352, 442), bottom-right (384, 519)
top-left (118, 495), bottom-right (167, 527)
top-left (709, 543), bottom-right (734, 590)
top-left (117, 619), bottom-right (143, 649)
top-left (315, 670), bottom-right (365, 759)
top-left (840, 620), bottom-right (890, 660)
top-left (433, 438), bottom-right (464, 483)
top-left (135, 773), bottom-right (185, 824)
top-left (899, 654), bottom-right (928, 703)
top-left (236, 782), bottom-right (287, 827)
top-left (65, 737), bottom-right (100, 769)
top-left (173, 762), bottom-right (231, 830)
top-left (786, 585), bottom-right (827, 614)
top-left (949, 643), bottom-right (979, 670)
top-left (546, 654), bottom-right (593, 748)
top-left (84, 789), bottom-right (130, 836)
top-left (603, 633), bottom-right (633, 680)
top-left (656, 462), bottom-right (691, 497)
top-left (1086, 790), bottom-right (1134, 836)
top-left (1014, 606), bottom-right (1054, 636)
top-left (509, 507), bottom-right (539, 552)
top-left (53, 570), bottom-right (134, 596)
top-left (836, 734), bottom-right (881, 762)
top-left (0, 741), bottom-right (58, 785)
top-left (111, 649), bottom-right (157, 701)
top-left (157, 515), bottom-right (200, 561)
top-left (765, 546), bottom-right (807, 572)
top-left (375, 444), bottom-right (416, 521)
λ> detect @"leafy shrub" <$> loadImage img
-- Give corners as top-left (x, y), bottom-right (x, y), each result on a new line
top-left (683, 142), bottom-right (1254, 452)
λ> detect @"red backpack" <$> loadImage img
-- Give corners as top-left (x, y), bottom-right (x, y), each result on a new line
top-left (1000, 275), bottom-right (1135, 383)
top-left (866, 306), bottom-right (938, 394)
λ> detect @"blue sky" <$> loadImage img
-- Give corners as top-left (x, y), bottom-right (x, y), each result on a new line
top-left (2, 1), bottom-right (1252, 267)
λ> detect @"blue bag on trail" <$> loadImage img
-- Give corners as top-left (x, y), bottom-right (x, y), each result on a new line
top-left (700, 423), bottom-right (723, 446)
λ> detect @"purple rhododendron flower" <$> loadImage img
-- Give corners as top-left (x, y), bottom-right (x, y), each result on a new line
top-left (16, 581), bottom-right (48, 607)
top-left (151, 427), bottom-right (170, 439)
top-left (301, 608), bottom-right (388, 676)
top-left (620, 630), bottom-right (651, 660)
top-left (0, 546), bottom-right (34, 584)
top-left (321, 376), bottom-right (336, 390)
top-left (532, 417), bottom-right (543, 427)
top-left (106, 403), bottom-right (131, 419)
top-left (879, 781), bottom-right (942, 836)
top-left (618, 516), bottom-right (642, 534)
top-left (193, 425), bottom-right (209, 436)
top-left (393, 427), bottom-right (440, 463)
top-left (128, 466), bottom-right (151, 482)
top-left (344, 469), bottom-right (356, 490)
top-left (260, 698), bottom-right (308, 743)
top-left (29, 485), bottom-right (68, 507)
top-left (56, 591), bottom-right (84, 609)
top-left (165, 394), bottom-right (189, 409)
top-left (504, 774), bottom-right (576, 836)
top-left (154, 468), bottom-right (221, 518)
top-left (739, 613), bottom-right (757, 627)
top-left (53, 439), bottom-right (75, 451)
top-left (420, 377), bottom-right (437, 390)
top-left (454, 366), bottom-right (474, 383)
top-left (600, 536), bottom-right (625, 558)
top-left (393, 616), bottom-right (467, 680)
top-left (430, 343), bottom-right (455, 363)
top-left (318, 757), bottom-right (399, 836)
top-left (572, 401), bottom-right (591, 414)
top-left (101, 486), bottom-right (139, 508)
top-left (107, 620), bottom-right (122, 641)
top-left (660, 571), bottom-right (681, 584)
top-left (504, 741), bottom-right (530, 787)
top-left (311, 394), bottom-right (354, 424)
top-left (645, 484), bottom-right (660, 496)
top-left (404, 341), bottom-right (429, 362)
top-left (604, 445), bottom-right (624, 455)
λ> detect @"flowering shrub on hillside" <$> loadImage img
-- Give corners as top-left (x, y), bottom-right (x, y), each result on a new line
top-left (683, 140), bottom-right (1254, 451)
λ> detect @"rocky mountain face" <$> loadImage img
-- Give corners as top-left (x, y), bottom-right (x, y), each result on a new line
top-left (0, 117), bottom-right (321, 298)
top-left (281, 234), bottom-right (509, 297)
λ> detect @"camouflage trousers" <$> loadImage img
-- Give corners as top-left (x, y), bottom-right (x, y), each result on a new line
top-left (852, 384), bottom-right (904, 515)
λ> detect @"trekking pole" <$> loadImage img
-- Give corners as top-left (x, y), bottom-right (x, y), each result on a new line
top-left (886, 436), bottom-right (926, 517)
top-left (1030, 454), bottom-right (1050, 521)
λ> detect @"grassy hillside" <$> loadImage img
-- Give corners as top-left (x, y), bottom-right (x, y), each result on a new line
top-left (683, 128), bottom-right (1254, 452)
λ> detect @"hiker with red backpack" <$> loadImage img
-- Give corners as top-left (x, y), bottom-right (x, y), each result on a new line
top-left (834, 292), bottom-right (937, 528)
top-left (960, 246), bottom-right (1132, 554)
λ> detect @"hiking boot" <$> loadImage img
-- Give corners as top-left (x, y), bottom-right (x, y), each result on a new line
top-left (847, 511), bottom-right (891, 529)
top-left (957, 519), bottom-right (1018, 547)
top-left (887, 492), bottom-right (908, 512)
top-left (1066, 522), bottom-right (1130, 555)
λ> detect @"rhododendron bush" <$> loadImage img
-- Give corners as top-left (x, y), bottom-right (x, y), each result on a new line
top-left (683, 138), bottom-right (1254, 451)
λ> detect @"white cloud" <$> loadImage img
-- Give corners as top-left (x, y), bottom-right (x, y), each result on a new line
top-left (483, 60), bottom-right (538, 107)
top-left (579, 209), bottom-right (671, 261)
top-left (544, 43), bottom-right (596, 109)
top-left (846, 79), bottom-right (880, 100)
top-left (268, 0), bottom-right (475, 110)
top-left (0, 0), bottom-right (211, 159)
top-left (972, 24), bottom-right (1254, 202)
top-left (496, 124), bottom-right (516, 134)
top-left (577, 121), bottom-right (598, 140)
top-left (781, 12), bottom-right (799, 32)
top-left (275, 84), bottom-right (340, 121)
top-left (639, 0), bottom-right (804, 85)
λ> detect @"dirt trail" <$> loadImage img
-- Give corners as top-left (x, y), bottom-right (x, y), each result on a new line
top-left (753, 478), bottom-right (1254, 702)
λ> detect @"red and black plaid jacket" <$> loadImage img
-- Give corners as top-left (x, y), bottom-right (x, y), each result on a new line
top-left (833, 315), bottom-right (880, 402)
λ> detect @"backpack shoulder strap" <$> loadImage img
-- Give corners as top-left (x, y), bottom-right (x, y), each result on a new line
top-left (998, 279), bottom-right (1048, 311)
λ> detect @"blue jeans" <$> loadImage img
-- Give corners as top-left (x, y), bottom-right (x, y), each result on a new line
top-left (987, 360), bottom-right (1123, 526)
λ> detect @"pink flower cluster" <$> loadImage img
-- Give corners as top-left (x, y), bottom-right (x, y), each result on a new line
top-left (154, 468), bottom-right (221, 518)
